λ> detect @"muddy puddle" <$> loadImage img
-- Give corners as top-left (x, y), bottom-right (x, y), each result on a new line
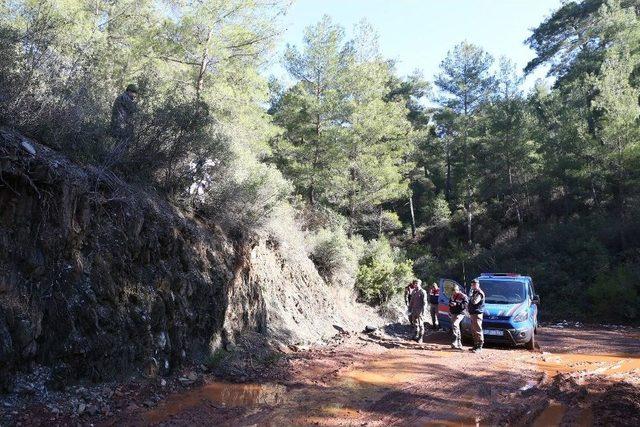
top-left (535, 353), bottom-right (640, 377)
top-left (144, 355), bottom-right (429, 425)
top-left (527, 352), bottom-right (638, 427)
top-left (145, 382), bottom-right (287, 424)
top-left (532, 402), bottom-right (566, 427)
top-left (143, 349), bottom-right (639, 426)
top-left (532, 401), bottom-right (593, 427)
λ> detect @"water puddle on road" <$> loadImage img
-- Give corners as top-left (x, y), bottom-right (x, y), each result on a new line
top-left (535, 353), bottom-right (640, 377)
top-left (340, 356), bottom-right (418, 386)
top-left (145, 381), bottom-right (287, 424)
top-left (532, 402), bottom-right (566, 427)
top-left (423, 417), bottom-right (479, 426)
top-left (527, 352), bottom-right (639, 427)
top-left (144, 355), bottom-right (432, 425)
top-left (531, 402), bottom-right (594, 427)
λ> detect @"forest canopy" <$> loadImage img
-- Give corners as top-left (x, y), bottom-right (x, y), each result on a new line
top-left (1, 0), bottom-right (639, 322)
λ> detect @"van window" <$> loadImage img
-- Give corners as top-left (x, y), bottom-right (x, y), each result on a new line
top-left (480, 280), bottom-right (526, 304)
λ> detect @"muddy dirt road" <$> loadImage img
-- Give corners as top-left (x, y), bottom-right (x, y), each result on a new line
top-left (106, 325), bottom-right (640, 426)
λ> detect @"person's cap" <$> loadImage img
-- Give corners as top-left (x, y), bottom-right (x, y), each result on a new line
top-left (126, 84), bottom-right (139, 93)
top-left (471, 279), bottom-right (479, 284)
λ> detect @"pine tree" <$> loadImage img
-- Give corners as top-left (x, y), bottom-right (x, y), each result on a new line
top-left (434, 41), bottom-right (494, 243)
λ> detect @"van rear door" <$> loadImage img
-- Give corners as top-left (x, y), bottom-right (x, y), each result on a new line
top-left (437, 278), bottom-right (462, 331)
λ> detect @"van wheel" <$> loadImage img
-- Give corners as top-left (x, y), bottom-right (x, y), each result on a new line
top-left (525, 331), bottom-right (535, 350)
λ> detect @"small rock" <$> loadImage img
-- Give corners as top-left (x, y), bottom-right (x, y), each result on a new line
top-left (160, 379), bottom-right (167, 387)
top-left (20, 140), bottom-right (36, 155)
top-left (364, 326), bottom-right (378, 333)
top-left (77, 403), bottom-right (86, 414)
top-left (178, 377), bottom-right (194, 386)
top-left (143, 400), bottom-right (157, 408)
top-left (87, 404), bottom-right (98, 416)
top-left (127, 403), bottom-right (139, 411)
top-left (276, 343), bottom-right (292, 354)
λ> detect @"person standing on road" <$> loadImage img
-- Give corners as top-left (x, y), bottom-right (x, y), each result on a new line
top-left (468, 279), bottom-right (486, 353)
top-left (449, 284), bottom-right (468, 350)
top-left (428, 282), bottom-right (440, 330)
top-left (408, 279), bottom-right (427, 342)
top-left (404, 281), bottom-right (416, 327)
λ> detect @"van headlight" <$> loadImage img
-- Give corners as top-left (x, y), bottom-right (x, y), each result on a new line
top-left (513, 311), bottom-right (528, 322)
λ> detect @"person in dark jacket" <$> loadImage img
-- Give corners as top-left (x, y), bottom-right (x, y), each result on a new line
top-left (468, 279), bottom-right (486, 353)
top-left (449, 284), bottom-right (468, 350)
top-left (428, 282), bottom-right (440, 329)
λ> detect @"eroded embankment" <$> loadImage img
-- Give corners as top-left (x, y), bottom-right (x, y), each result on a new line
top-left (0, 127), bottom-right (380, 394)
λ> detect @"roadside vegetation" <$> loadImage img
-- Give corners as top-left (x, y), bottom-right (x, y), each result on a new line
top-left (1, 0), bottom-right (639, 323)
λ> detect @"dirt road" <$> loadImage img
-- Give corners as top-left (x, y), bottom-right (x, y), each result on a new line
top-left (107, 324), bottom-right (640, 426)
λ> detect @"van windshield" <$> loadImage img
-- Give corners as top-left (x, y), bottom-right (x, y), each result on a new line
top-left (479, 280), bottom-right (527, 304)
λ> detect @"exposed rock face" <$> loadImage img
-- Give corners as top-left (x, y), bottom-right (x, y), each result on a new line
top-left (0, 128), bottom-right (379, 392)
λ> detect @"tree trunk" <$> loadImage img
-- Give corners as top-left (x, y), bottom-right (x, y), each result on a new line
top-left (508, 165), bottom-right (522, 225)
top-left (466, 179), bottom-right (472, 245)
top-left (347, 167), bottom-right (356, 237)
top-left (409, 195), bottom-right (416, 238)
top-left (445, 144), bottom-right (452, 201)
top-left (196, 29), bottom-right (214, 100)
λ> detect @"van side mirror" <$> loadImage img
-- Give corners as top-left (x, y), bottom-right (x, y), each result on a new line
top-left (532, 295), bottom-right (540, 305)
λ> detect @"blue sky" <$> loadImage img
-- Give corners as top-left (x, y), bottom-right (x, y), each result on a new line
top-left (269, 0), bottom-right (563, 91)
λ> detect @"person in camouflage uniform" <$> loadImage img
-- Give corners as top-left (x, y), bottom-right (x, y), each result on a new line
top-left (404, 281), bottom-right (416, 326)
top-left (408, 279), bottom-right (427, 342)
top-left (468, 279), bottom-right (486, 353)
top-left (110, 84), bottom-right (139, 159)
top-left (449, 284), bottom-right (468, 350)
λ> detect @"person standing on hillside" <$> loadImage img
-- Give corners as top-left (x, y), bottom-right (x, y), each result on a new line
top-left (468, 279), bottom-right (485, 353)
top-left (110, 84), bottom-right (139, 160)
top-left (449, 284), bottom-right (468, 350)
top-left (428, 282), bottom-right (440, 329)
top-left (408, 279), bottom-right (427, 342)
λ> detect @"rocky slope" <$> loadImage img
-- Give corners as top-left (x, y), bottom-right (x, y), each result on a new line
top-left (0, 128), bottom-right (380, 392)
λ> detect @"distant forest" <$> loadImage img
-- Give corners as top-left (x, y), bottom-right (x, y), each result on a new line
top-left (1, 0), bottom-right (639, 322)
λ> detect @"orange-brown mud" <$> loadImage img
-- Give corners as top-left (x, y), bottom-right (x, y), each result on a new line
top-left (102, 325), bottom-right (640, 426)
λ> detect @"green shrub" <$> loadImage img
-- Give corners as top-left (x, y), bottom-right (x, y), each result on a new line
top-left (356, 237), bottom-right (413, 305)
top-left (423, 194), bottom-right (451, 227)
top-left (587, 265), bottom-right (639, 322)
top-left (308, 228), bottom-right (365, 287)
